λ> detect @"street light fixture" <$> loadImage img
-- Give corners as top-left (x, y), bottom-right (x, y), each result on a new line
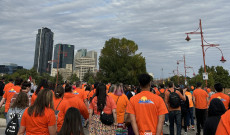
top-left (185, 19), bottom-right (226, 86)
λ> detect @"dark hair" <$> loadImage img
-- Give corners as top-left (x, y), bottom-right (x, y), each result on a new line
top-left (21, 81), bottom-right (31, 90)
top-left (28, 89), bottom-right (54, 117)
top-left (48, 81), bottom-right (55, 91)
top-left (95, 84), bottom-right (107, 112)
top-left (58, 107), bottom-right (84, 135)
top-left (196, 82), bottom-right (202, 88)
top-left (168, 81), bottom-right (173, 88)
top-left (65, 83), bottom-right (72, 92)
top-left (138, 74), bottom-right (151, 88)
top-left (76, 81), bottom-right (81, 87)
top-left (15, 78), bottom-right (23, 86)
top-left (11, 92), bottom-right (29, 109)
top-left (94, 82), bottom-right (99, 89)
top-left (35, 79), bottom-right (48, 95)
top-left (55, 85), bottom-right (65, 99)
top-left (9, 78), bottom-right (13, 82)
top-left (159, 84), bottom-right (164, 89)
top-left (85, 85), bottom-right (91, 91)
top-left (208, 98), bottom-right (226, 117)
top-left (214, 83), bottom-right (223, 92)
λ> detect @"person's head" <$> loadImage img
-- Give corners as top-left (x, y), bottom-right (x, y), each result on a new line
top-left (28, 88), bottom-right (54, 117)
top-left (159, 84), bottom-right (164, 89)
top-left (55, 85), bottom-right (65, 99)
top-left (14, 78), bottom-right (23, 86)
top-left (9, 78), bottom-right (13, 82)
top-left (65, 83), bottom-right (72, 93)
top-left (75, 81), bottom-right (81, 88)
top-left (208, 98), bottom-right (226, 117)
top-left (48, 81), bottom-right (55, 91)
top-left (113, 83), bottom-right (124, 96)
top-left (95, 83), bottom-right (107, 112)
top-left (58, 107), bottom-right (84, 135)
top-left (35, 79), bottom-right (48, 95)
top-left (85, 85), bottom-right (91, 91)
top-left (168, 81), bottom-right (174, 88)
top-left (109, 84), bottom-right (116, 93)
top-left (186, 86), bottom-right (190, 92)
top-left (21, 81), bottom-right (31, 93)
top-left (214, 83), bottom-right (223, 92)
top-left (11, 91), bottom-right (29, 109)
top-left (94, 82), bottom-right (99, 89)
top-left (196, 82), bottom-right (202, 88)
top-left (138, 74), bottom-right (151, 89)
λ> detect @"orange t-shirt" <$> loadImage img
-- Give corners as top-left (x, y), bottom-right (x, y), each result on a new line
top-left (185, 91), bottom-right (194, 108)
top-left (126, 91), bottom-right (168, 135)
top-left (63, 93), bottom-right (89, 119)
top-left (193, 89), bottom-right (208, 109)
top-left (209, 92), bottom-right (230, 110)
top-left (21, 108), bottom-right (56, 135)
top-left (3, 82), bottom-right (14, 91)
top-left (216, 109), bottom-right (230, 134)
top-left (156, 89), bottom-right (167, 96)
top-left (73, 88), bottom-right (87, 101)
top-left (89, 95), bottom-right (117, 115)
top-left (165, 89), bottom-right (185, 111)
top-left (53, 97), bottom-right (70, 132)
top-left (110, 94), bottom-right (129, 123)
top-left (85, 91), bottom-right (90, 100)
top-left (207, 88), bottom-right (211, 94)
top-left (88, 89), bottom-right (96, 100)
top-left (31, 87), bottom-right (44, 105)
top-left (3, 85), bottom-right (21, 112)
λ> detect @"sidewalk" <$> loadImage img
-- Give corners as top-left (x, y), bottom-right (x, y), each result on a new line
top-left (0, 118), bottom-right (6, 127)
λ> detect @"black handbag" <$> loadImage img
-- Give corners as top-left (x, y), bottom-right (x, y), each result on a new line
top-left (100, 111), bottom-right (114, 125)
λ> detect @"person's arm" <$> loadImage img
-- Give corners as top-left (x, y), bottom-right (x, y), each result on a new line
top-left (112, 109), bottom-right (117, 124)
top-left (89, 109), bottom-right (93, 125)
top-left (17, 126), bottom-right (26, 135)
top-left (84, 99), bottom-right (88, 108)
top-left (156, 114), bottom-right (165, 135)
top-left (0, 98), bottom-right (6, 108)
top-left (130, 114), bottom-right (139, 135)
top-left (48, 125), bottom-right (56, 135)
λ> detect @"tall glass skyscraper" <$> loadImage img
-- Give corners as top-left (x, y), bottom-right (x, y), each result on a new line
top-left (53, 44), bottom-right (74, 69)
top-left (33, 27), bottom-right (54, 74)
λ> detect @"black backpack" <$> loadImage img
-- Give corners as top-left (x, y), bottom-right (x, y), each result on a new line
top-left (181, 96), bottom-right (189, 112)
top-left (5, 113), bottom-right (20, 135)
top-left (168, 89), bottom-right (181, 108)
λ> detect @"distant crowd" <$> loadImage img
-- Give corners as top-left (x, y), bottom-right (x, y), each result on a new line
top-left (0, 74), bottom-right (230, 135)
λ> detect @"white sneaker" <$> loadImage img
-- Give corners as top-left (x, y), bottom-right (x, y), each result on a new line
top-left (184, 132), bottom-right (187, 135)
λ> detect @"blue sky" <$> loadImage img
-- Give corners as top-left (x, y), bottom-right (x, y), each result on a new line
top-left (0, 0), bottom-right (230, 79)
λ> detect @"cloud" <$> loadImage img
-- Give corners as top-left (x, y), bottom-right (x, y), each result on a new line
top-left (0, 0), bottom-right (230, 79)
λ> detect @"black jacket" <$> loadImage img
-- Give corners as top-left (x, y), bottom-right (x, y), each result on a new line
top-left (204, 98), bottom-right (226, 135)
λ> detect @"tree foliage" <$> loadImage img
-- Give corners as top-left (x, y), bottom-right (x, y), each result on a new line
top-left (98, 37), bottom-right (146, 85)
top-left (83, 70), bottom-right (95, 84)
top-left (68, 74), bottom-right (80, 84)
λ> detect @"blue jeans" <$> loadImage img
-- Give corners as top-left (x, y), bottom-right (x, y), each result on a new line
top-left (165, 113), bottom-right (169, 122)
top-left (169, 110), bottom-right (181, 135)
top-left (187, 107), bottom-right (194, 126)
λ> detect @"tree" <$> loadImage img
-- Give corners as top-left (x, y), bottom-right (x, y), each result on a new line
top-left (213, 66), bottom-right (230, 88)
top-left (68, 74), bottom-right (80, 83)
top-left (98, 37), bottom-right (146, 85)
top-left (83, 70), bottom-right (95, 83)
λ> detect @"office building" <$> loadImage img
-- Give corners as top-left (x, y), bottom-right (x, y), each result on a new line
top-left (33, 27), bottom-right (54, 74)
top-left (0, 63), bottom-right (23, 74)
top-left (75, 49), bottom-right (97, 81)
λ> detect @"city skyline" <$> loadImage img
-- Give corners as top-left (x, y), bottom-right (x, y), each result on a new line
top-left (0, 0), bottom-right (230, 78)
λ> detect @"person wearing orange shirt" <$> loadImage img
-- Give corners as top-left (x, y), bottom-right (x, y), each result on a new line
top-left (31, 79), bottom-right (48, 105)
top-left (110, 84), bottom-right (129, 125)
top-left (3, 78), bottom-right (14, 92)
top-left (209, 83), bottom-right (230, 110)
top-left (185, 87), bottom-right (195, 130)
top-left (193, 82), bottom-right (209, 135)
top-left (0, 78), bottom-right (23, 117)
top-left (215, 108), bottom-right (230, 134)
top-left (88, 82), bottom-right (99, 102)
top-left (63, 84), bottom-right (89, 120)
top-left (89, 83), bottom-right (117, 134)
top-left (73, 82), bottom-right (87, 105)
top-left (53, 85), bottom-right (71, 132)
top-left (165, 82), bottom-right (186, 135)
top-left (126, 74), bottom-right (168, 135)
top-left (18, 89), bottom-right (56, 135)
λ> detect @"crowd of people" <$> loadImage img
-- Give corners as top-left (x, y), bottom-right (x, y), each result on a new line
top-left (0, 75), bottom-right (230, 135)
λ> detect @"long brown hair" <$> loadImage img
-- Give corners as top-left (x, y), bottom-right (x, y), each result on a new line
top-left (28, 88), bottom-right (54, 117)
top-left (11, 92), bottom-right (29, 109)
top-left (58, 107), bottom-right (84, 135)
top-left (54, 85), bottom-right (65, 99)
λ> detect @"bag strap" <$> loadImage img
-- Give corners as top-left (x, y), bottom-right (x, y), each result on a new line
top-left (56, 98), bottom-right (63, 110)
top-left (116, 96), bottom-right (120, 104)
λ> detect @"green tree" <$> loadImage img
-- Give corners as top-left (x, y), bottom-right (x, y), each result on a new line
top-left (88, 76), bottom-right (95, 85)
top-left (213, 66), bottom-right (230, 88)
top-left (68, 74), bottom-right (80, 83)
top-left (83, 70), bottom-right (95, 83)
top-left (99, 37), bottom-right (146, 85)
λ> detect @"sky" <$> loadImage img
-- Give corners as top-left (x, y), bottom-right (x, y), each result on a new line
top-left (0, 0), bottom-right (230, 79)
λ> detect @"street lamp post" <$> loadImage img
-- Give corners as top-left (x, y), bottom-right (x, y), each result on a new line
top-left (185, 19), bottom-right (226, 87)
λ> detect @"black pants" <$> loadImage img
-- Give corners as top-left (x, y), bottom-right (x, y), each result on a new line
top-left (181, 111), bottom-right (187, 132)
top-left (195, 108), bottom-right (207, 134)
